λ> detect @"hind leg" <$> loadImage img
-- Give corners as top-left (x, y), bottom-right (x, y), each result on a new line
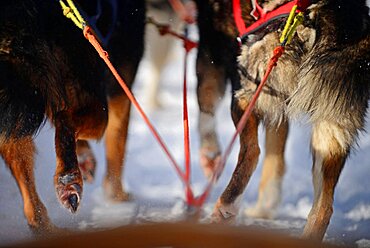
top-left (76, 140), bottom-right (96, 183)
top-left (0, 137), bottom-right (54, 234)
top-left (246, 121), bottom-right (288, 219)
top-left (196, 53), bottom-right (226, 179)
top-left (143, 8), bottom-right (178, 109)
top-left (103, 94), bottom-right (131, 201)
top-left (212, 102), bottom-right (260, 222)
top-left (303, 121), bottom-right (350, 240)
top-left (101, 0), bottom-right (144, 202)
top-left (54, 101), bottom-right (107, 212)
top-left (102, 67), bottom-right (138, 203)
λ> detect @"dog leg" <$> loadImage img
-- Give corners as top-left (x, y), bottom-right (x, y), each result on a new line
top-left (54, 112), bottom-right (83, 213)
top-left (54, 98), bottom-right (108, 212)
top-left (142, 12), bottom-right (178, 109)
top-left (104, 94), bottom-right (132, 202)
top-left (143, 62), bottom-right (162, 109)
top-left (212, 103), bottom-right (260, 222)
top-left (245, 121), bottom-right (288, 219)
top-left (303, 121), bottom-right (349, 240)
top-left (76, 140), bottom-right (96, 183)
top-left (0, 137), bottom-right (54, 233)
top-left (196, 54), bottom-right (226, 179)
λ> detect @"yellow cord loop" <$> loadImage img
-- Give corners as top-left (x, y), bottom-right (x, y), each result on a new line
top-left (279, 5), bottom-right (305, 45)
top-left (59, 0), bottom-right (86, 30)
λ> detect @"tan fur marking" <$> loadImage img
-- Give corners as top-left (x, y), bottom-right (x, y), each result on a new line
top-left (247, 122), bottom-right (288, 219)
top-left (104, 94), bottom-right (131, 201)
top-left (303, 122), bottom-right (347, 240)
top-left (215, 107), bottom-right (260, 221)
top-left (0, 137), bottom-right (53, 232)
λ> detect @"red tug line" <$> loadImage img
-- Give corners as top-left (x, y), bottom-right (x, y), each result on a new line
top-left (76, 0), bottom-right (311, 211)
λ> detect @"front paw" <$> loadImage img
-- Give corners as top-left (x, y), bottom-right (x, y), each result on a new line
top-left (245, 206), bottom-right (274, 219)
top-left (103, 177), bottom-right (132, 202)
top-left (55, 171), bottom-right (83, 213)
top-left (211, 201), bottom-right (237, 224)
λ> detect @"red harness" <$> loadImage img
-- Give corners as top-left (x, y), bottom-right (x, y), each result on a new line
top-left (233, 0), bottom-right (311, 38)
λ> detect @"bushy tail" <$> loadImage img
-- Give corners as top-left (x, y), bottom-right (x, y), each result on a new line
top-left (288, 37), bottom-right (370, 127)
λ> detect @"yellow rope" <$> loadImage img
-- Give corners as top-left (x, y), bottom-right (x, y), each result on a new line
top-left (280, 5), bottom-right (297, 43)
top-left (59, 0), bottom-right (86, 30)
top-left (279, 5), bottom-right (304, 45)
top-left (285, 12), bottom-right (304, 44)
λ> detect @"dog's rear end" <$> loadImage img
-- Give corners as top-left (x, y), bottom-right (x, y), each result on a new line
top-left (194, 0), bottom-right (242, 178)
top-left (210, 0), bottom-right (370, 241)
top-left (0, 1), bottom-right (66, 142)
top-left (0, 1), bottom-right (76, 232)
top-left (0, 0), bottom-right (145, 234)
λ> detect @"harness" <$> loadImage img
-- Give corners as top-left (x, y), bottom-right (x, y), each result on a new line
top-left (233, 0), bottom-right (311, 41)
top-left (59, 0), bottom-right (117, 47)
top-left (79, 0), bottom-right (118, 47)
top-left (58, 0), bottom-right (313, 211)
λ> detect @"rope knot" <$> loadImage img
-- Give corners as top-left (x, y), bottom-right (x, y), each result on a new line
top-left (83, 26), bottom-right (109, 59)
top-left (83, 26), bottom-right (90, 39)
top-left (63, 7), bottom-right (71, 16)
top-left (184, 39), bottom-right (197, 53)
top-left (158, 25), bottom-right (170, 36)
top-left (270, 46), bottom-right (285, 66)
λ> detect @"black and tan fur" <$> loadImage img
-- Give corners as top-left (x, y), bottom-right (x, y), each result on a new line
top-left (0, 0), bottom-right (144, 234)
top-left (196, 0), bottom-right (370, 241)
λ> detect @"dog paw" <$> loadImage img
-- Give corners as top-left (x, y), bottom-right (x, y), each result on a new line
top-left (77, 148), bottom-right (96, 183)
top-left (55, 171), bottom-right (83, 213)
top-left (210, 201), bottom-right (237, 224)
top-left (103, 178), bottom-right (132, 202)
top-left (200, 148), bottom-right (221, 179)
top-left (245, 206), bottom-right (274, 219)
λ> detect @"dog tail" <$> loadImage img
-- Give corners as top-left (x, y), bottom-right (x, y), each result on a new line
top-left (0, 35), bottom-right (66, 140)
top-left (288, 36), bottom-right (370, 132)
top-left (287, 0), bottom-right (370, 128)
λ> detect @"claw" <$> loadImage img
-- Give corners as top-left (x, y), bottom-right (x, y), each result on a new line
top-left (58, 183), bottom-right (81, 213)
top-left (211, 206), bottom-right (237, 224)
top-left (56, 171), bottom-right (83, 213)
top-left (68, 194), bottom-right (79, 213)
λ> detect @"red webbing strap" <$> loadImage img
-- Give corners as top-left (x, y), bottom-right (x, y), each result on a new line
top-left (83, 26), bottom-right (195, 196)
top-left (84, 25), bottom-right (201, 206)
top-left (233, 0), bottom-right (248, 36)
top-left (182, 31), bottom-right (196, 203)
top-left (233, 0), bottom-right (311, 37)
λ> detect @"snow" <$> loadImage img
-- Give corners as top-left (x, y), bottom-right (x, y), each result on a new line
top-left (1, 14), bottom-right (370, 248)
top-left (345, 204), bottom-right (370, 222)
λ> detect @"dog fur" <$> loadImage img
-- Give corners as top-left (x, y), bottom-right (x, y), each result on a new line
top-left (142, 0), bottom-right (182, 109)
top-left (194, 0), bottom-right (241, 178)
top-left (196, 0), bottom-right (370, 241)
top-left (0, 0), bottom-right (144, 234)
top-left (142, 0), bottom-right (196, 109)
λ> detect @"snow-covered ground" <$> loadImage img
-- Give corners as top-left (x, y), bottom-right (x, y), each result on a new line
top-left (1, 14), bottom-right (370, 248)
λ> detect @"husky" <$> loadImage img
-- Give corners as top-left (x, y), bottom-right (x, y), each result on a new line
top-left (200, 0), bottom-right (370, 241)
